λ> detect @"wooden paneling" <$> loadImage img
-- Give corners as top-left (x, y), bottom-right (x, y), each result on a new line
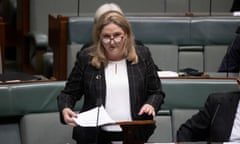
top-left (16, 0), bottom-right (31, 73)
top-left (48, 14), bottom-right (68, 80)
top-left (1, 0), bottom-right (32, 73)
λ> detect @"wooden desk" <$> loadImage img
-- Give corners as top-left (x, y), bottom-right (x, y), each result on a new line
top-left (116, 120), bottom-right (156, 144)
top-left (0, 72), bottom-right (56, 84)
top-left (160, 72), bottom-right (239, 80)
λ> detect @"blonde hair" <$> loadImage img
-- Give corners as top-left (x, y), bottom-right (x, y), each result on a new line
top-left (94, 3), bottom-right (123, 23)
top-left (90, 11), bottom-right (138, 69)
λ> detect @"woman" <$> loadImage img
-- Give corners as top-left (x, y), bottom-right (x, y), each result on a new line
top-left (57, 10), bottom-right (165, 144)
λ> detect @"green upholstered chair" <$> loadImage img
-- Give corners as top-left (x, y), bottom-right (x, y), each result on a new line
top-left (20, 112), bottom-right (76, 144)
top-left (148, 114), bottom-right (173, 143)
top-left (171, 109), bottom-right (198, 141)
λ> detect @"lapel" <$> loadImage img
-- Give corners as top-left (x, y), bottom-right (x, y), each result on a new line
top-left (126, 61), bottom-right (135, 105)
top-left (94, 63), bottom-right (106, 106)
top-left (126, 60), bottom-right (142, 116)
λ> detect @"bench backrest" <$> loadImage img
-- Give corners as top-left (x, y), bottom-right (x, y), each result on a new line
top-left (0, 81), bottom-right (82, 117)
top-left (0, 79), bottom-right (238, 143)
top-left (0, 79), bottom-right (238, 117)
top-left (66, 16), bottom-right (240, 76)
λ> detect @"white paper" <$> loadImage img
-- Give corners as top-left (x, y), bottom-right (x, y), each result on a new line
top-left (233, 11), bottom-right (240, 16)
top-left (73, 105), bottom-right (115, 127)
top-left (158, 71), bottom-right (179, 77)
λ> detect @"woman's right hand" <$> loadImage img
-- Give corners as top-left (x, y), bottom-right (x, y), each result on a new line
top-left (62, 108), bottom-right (78, 127)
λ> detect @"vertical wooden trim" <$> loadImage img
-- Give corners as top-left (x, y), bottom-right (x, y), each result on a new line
top-left (16, 0), bottom-right (30, 72)
top-left (48, 14), bottom-right (68, 80)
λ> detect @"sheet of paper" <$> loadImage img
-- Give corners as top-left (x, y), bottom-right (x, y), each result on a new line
top-left (158, 71), bottom-right (179, 77)
top-left (73, 105), bottom-right (115, 127)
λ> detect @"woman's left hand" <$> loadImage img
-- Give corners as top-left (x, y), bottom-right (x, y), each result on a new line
top-left (138, 104), bottom-right (155, 116)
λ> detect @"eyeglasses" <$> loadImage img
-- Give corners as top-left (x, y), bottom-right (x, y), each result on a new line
top-left (101, 35), bottom-right (123, 44)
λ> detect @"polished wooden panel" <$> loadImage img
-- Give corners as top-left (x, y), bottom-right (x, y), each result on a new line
top-left (116, 120), bottom-right (156, 144)
top-left (16, 0), bottom-right (33, 73)
top-left (1, 0), bottom-right (32, 73)
top-left (48, 14), bottom-right (68, 80)
top-left (0, 79), bottom-right (56, 85)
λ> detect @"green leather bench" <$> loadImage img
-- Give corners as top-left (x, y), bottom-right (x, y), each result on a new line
top-left (1, 79), bottom-right (238, 117)
top-left (150, 79), bottom-right (239, 142)
top-left (162, 79), bottom-right (239, 109)
top-left (160, 79), bottom-right (239, 142)
top-left (1, 81), bottom-right (70, 116)
top-left (48, 15), bottom-right (240, 80)
top-left (66, 16), bottom-right (240, 77)
top-left (0, 78), bottom-right (238, 143)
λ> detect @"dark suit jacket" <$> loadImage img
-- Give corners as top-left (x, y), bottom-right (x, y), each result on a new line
top-left (57, 45), bottom-right (165, 142)
top-left (177, 91), bottom-right (240, 142)
top-left (218, 31), bottom-right (240, 72)
top-left (231, 0), bottom-right (240, 12)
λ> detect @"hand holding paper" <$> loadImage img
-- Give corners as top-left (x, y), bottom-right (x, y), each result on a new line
top-left (73, 105), bottom-right (115, 127)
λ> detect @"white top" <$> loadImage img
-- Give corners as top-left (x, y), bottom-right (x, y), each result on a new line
top-left (102, 59), bottom-right (132, 132)
top-left (230, 100), bottom-right (240, 142)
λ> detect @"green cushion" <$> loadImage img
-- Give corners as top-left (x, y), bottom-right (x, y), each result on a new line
top-left (161, 79), bottom-right (238, 109)
top-left (0, 81), bottom-right (83, 117)
top-left (0, 79), bottom-right (238, 117)
top-left (0, 86), bottom-right (12, 116)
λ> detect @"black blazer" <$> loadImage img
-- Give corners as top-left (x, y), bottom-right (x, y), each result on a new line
top-left (177, 91), bottom-right (240, 142)
top-left (218, 31), bottom-right (240, 72)
top-left (231, 0), bottom-right (240, 12)
top-left (57, 45), bottom-right (165, 142)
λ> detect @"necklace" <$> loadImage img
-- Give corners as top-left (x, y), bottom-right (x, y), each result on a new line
top-left (108, 59), bottom-right (125, 75)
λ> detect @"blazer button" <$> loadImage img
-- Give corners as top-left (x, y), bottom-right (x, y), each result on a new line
top-left (96, 74), bottom-right (102, 79)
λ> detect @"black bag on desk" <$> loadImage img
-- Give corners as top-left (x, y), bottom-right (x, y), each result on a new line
top-left (179, 68), bottom-right (203, 76)
top-left (0, 72), bottom-right (40, 82)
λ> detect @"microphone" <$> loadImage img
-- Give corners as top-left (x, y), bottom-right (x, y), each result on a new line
top-left (95, 72), bottom-right (103, 143)
top-left (185, 0), bottom-right (193, 16)
top-left (96, 97), bottom-right (103, 128)
top-left (210, 103), bottom-right (220, 126)
top-left (95, 97), bottom-right (103, 143)
top-left (96, 97), bottom-right (103, 107)
top-left (208, 103), bottom-right (220, 143)
top-left (96, 98), bottom-right (102, 127)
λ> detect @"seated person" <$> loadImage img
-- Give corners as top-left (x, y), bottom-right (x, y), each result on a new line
top-left (218, 26), bottom-right (240, 73)
top-left (177, 78), bottom-right (240, 142)
top-left (231, 0), bottom-right (240, 12)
